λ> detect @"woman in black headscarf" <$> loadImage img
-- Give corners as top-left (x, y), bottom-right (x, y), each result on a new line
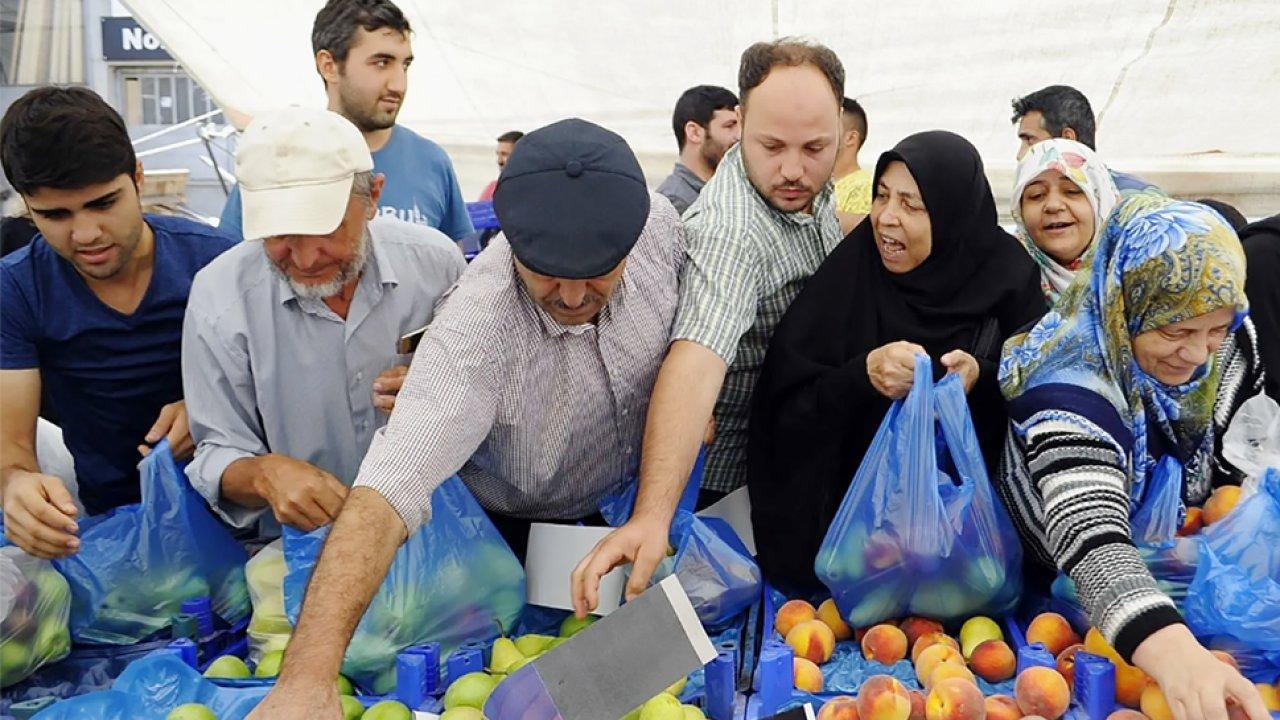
top-left (748, 131), bottom-right (1048, 594)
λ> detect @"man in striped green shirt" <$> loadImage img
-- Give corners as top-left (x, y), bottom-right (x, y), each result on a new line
top-left (573, 38), bottom-right (847, 613)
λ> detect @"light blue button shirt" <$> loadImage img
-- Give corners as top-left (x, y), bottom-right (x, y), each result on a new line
top-left (182, 216), bottom-right (466, 535)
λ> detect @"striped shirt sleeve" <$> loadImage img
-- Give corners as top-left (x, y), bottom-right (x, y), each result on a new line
top-left (1024, 420), bottom-right (1182, 662)
top-left (670, 214), bottom-right (761, 364)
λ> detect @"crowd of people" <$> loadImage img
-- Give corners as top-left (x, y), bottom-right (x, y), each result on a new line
top-left (1, 0), bottom-right (1277, 718)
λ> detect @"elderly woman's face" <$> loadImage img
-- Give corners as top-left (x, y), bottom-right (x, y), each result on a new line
top-left (870, 160), bottom-right (932, 274)
top-left (1133, 307), bottom-right (1235, 385)
top-left (1020, 169), bottom-right (1095, 265)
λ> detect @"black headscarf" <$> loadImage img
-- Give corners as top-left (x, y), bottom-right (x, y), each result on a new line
top-left (747, 130), bottom-right (1047, 594)
top-left (1240, 214), bottom-right (1280, 400)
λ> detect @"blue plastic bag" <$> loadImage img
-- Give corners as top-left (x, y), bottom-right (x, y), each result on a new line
top-left (29, 652), bottom-right (269, 720)
top-left (815, 355), bottom-right (1023, 626)
top-left (1183, 468), bottom-right (1280, 681)
top-left (282, 475), bottom-right (525, 694)
top-left (599, 450), bottom-right (762, 629)
top-left (1131, 456), bottom-right (1186, 545)
top-left (50, 441), bottom-right (249, 645)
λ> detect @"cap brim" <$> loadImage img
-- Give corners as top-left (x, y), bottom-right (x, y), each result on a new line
top-left (240, 175), bottom-right (354, 240)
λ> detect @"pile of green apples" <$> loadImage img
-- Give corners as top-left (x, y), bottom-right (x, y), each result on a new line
top-left (201, 649), bottom-right (412, 719)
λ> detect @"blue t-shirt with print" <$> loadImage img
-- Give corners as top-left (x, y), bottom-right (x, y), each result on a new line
top-left (0, 215), bottom-right (236, 514)
top-left (218, 125), bottom-right (473, 241)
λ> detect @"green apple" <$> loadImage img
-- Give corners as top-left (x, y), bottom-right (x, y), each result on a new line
top-left (362, 700), bottom-right (412, 720)
top-left (443, 671), bottom-right (498, 710)
top-left (339, 695), bottom-right (365, 720)
top-left (1, 640), bottom-right (32, 681)
top-left (545, 637), bottom-right (568, 651)
top-left (439, 708), bottom-right (485, 720)
top-left (558, 614), bottom-right (597, 638)
top-left (203, 655), bottom-right (251, 679)
top-left (34, 617), bottom-right (69, 659)
top-left (513, 634), bottom-right (554, 656)
top-left (167, 703), bottom-right (217, 720)
top-left (638, 693), bottom-right (684, 720)
top-left (682, 705), bottom-right (707, 720)
top-left (336, 674), bottom-right (355, 696)
top-left (254, 649), bottom-right (285, 677)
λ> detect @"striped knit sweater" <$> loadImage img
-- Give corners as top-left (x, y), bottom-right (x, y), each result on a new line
top-left (996, 318), bottom-right (1267, 662)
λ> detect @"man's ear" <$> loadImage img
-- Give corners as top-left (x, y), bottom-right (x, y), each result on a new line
top-left (133, 161), bottom-right (145, 192)
top-left (316, 49), bottom-right (340, 86)
top-left (1062, 126), bottom-right (1079, 142)
top-left (684, 120), bottom-right (705, 147)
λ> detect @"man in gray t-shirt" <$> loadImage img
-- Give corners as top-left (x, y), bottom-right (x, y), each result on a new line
top-left (183, 109), bottom-right (464, 539)
top-left (655, 85), bottom-right (740, 215)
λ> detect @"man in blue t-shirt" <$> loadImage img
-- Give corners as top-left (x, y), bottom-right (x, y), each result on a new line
top-left (217, 0), bottom-right (473, 244)
top-left (0, 86), bottom-right (234, 558)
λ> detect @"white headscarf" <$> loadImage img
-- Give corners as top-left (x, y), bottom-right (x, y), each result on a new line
top-left (1011, 139), bottom-right (1121, 302)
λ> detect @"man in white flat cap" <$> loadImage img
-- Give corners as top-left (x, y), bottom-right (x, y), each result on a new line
top-left (182, 107), bottom-right (465, 539)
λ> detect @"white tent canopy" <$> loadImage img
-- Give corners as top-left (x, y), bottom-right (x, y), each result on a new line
top-left (124, 0), bottom-right (1280, 213)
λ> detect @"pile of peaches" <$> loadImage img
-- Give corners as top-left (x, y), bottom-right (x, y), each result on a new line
top-left (774, 597), bottom-right (1280, 720)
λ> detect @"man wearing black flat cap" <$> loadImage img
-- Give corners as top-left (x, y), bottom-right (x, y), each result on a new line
top-left (247, 118), bottom-right (687, 720)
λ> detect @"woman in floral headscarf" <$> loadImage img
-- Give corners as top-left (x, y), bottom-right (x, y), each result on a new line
top-left (1011, 138), bottom-right (1120, 303)
top-left (997, 194), bottom-right (1269, 720)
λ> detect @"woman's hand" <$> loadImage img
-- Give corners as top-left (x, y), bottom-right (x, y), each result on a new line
top-left (941, 349), bottom-right (980, 394)
top-left (1131, 625), bottom-right (1271, 720)
top-left (866, 341), bottom-right (927, 400)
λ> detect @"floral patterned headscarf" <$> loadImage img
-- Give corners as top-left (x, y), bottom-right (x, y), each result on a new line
top-left (1000, 192), bottom-right (1247, 478)
top-left (1012, 139), bottom-right (1121, 303)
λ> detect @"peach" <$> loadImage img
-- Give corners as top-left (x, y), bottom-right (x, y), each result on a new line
top-left (862, 624), bottom-right (909, 665)
top-left (1257, 684), bottom-right (1280, 712)
top-left (1202, 486), bottom-right (1242, 525)
top-left (925, 678), bottom-right (985, 720)
top-left (984, 695), bottom-right (1021, 720)
top-left (1178, 506), bottom-right (1204, 536)
top-left (925, 663), bottom-right (977, 692)
top-left (793, 656), bottom-right (824, 693)
top-left (1106, 712), bottom-right (1149, 720)
top-left (788, 619), bottom-right (837, 664)
top-left (1140, 684), bottom-right (1172, 720)
top-left (818, 696), bottom-right (860, 720)
top-left (776, 599), bottom-right (818, 637)
top-left (912, 632), bottom-right (961, 663)
top-left (1210, 650), bottom-right (1239, 670)
top-left (856, 675), bottom-right (912, 720)
top-left (1015, 666), bottom-right (1071, 720)
top-left (818, 598), bottom-right (854, 641)
top-left (915, 644), bottom-right (965, 686)
top-left (907, 691), bottom-right (926, 720)
top-left (1085, 627), bottom-right (1151, 707)
top-left (969, 639), bottom-right (1016, 682)
top-left (1055, 643), bottom-right (1084, 688)
top-left (1026, 612), bottom-right (1081, 657)
top-left (899, 617), bottom-right (945, 649)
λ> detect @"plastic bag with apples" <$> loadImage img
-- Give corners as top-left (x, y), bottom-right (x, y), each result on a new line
top-left (815, 355), bottom-right (1023, 627)
top-left (0, 546), bottom-right (71, 687)
top-left (283, 475), bottom-right (526, 693)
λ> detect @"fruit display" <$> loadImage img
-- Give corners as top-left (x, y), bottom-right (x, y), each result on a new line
top-left (0, 547), bottom-right (72, 688)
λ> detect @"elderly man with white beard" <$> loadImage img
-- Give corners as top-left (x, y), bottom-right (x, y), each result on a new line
top-left (182, 107), bottom-right (465, 540)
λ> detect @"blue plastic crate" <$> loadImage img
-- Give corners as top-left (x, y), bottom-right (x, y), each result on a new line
top-left (466, 201), bottom-right (499, 231)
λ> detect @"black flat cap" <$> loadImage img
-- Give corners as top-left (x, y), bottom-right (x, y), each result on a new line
top-left (493, 118), bottom-right (650, 279)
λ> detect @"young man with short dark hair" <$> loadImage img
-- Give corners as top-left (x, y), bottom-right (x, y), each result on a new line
top-left (478, 130), bottom-right (524, 201)
top-left (655, 84), bottom-right (741, 214)
top-left (218, 0), bottom-right (473, 242)
top-left (0, 86), bottom-right (235, 557)
top-left (1011, 84), bottom-right (1154, 194)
